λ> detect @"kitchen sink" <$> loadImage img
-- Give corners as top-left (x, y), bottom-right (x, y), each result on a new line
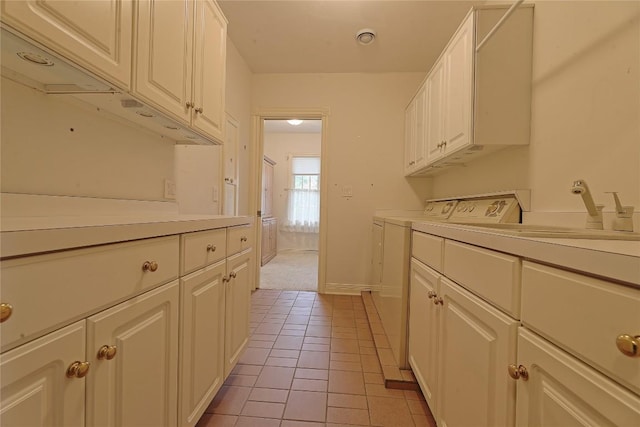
top-left (450, 222), bottom-right (640, 241)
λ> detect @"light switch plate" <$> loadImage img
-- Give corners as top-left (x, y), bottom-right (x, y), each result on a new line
top-left (164, 179), bottom-right (176, 200)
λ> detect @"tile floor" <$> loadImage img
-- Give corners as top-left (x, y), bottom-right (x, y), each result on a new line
top-left (196, 290), bottom-right (437, 427)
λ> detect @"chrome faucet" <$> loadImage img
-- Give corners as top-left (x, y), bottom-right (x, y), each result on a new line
top-left (570, 179), bottom-right (604, 229)
top-left (605, 192), bottom-right (634, 232)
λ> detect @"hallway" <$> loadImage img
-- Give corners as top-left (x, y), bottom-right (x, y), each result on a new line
top-left (196, 290), bottom-right (435, 426)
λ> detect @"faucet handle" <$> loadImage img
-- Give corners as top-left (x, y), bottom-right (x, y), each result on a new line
top-left (605, 192), bottom-right (634, 232)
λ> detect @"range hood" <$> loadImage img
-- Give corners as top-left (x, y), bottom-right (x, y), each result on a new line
top-left (1, 27), bottom-right (215, 145)
top-left (1, 27), bottom-right (117, 94)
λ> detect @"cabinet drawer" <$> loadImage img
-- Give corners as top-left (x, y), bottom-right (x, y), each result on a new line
top-left (412, 231), bottom-right (444, 272)
top-left (181, 228), bottom-right (226, 275)
top-left (444, 240), bottom-right (521, 318)
top-left (0, 236), bottom-right (179, 352)
top-left (522, 261), bottom-right (640, 395)
top-left (227, 224), bottom-right (252, 256)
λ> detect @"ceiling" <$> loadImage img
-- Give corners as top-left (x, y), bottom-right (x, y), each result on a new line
top-left (218, 0), bottom-right (486, 74)
top-left (264, 119), bottom-right (323, 133)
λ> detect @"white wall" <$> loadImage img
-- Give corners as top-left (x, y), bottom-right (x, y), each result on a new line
top-left (430, 1), bottom-right (640, 225)
top-left (1, 77), bottom-right (175, 201)
top-left (264, 131), bottom-right (321, 251)
top-left (175, 145), bottom-right (221, 214)
top-left (224, 39), bottom-right (253, 216)
top-left (252, 72), bottom-right (430, 290)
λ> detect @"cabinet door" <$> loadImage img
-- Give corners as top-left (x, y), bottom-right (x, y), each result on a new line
top-left (134, 0), bottom-right (192, 123)
top-left (438, 278), bottom-right (518, 427)
top-left (443, 12), bottom-right (474, 154)
top-left (408, 259), bottom-right (440, 416)
top-left (179, 261), bottom-right (226, 427)
top-left (225, 250), bottom-right (252, 377)
top-left (404, 97), bottom-right (417, 174)
top-left (414, 84), bottom-right (427, 170)
top-left (1, 0), bottom-right (132, 89)
top-left (191, 0), bottom-right (226, 142)
top-left (425, 59), bottom-right (446, 164)
top-left (515, 328), bottom-right (640, 427)
top-left (86, 281), bottom-right (179, 427)
top-left (0, 321), bottom-right (86, 427)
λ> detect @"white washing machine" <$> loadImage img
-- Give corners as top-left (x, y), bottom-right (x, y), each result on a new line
top-left (372, 193), bottom-right (523, 369)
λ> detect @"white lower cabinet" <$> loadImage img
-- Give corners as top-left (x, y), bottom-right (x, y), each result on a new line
top-left (410, 231), bottom-right (640, 427)
top-left (408, 258), bottom-right (441, 413)
top-left (1, 221), bottom-right (253, 427)
top-left (437, 277), bottom-right (518, 427)
top-left (224, 249), bottom-right (252, 377)
top-left (86, 280), bottom-right (179, 427)
top-left (179, 261), bottom-right (226, 427)
top-left (0, 320), bottom-right (87, 427)
top-left (514, 328), bottom-right (640, 427)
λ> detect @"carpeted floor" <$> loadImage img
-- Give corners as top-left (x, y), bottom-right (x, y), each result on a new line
top-left (260, 250), bottom-right (318, 291)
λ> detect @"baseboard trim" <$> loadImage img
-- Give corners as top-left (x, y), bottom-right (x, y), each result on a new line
top-left (324, 283), bottom-right (372, 295)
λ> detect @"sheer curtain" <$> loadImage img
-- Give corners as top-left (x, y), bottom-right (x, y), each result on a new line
top-left (283, 156), bottom-right (320, 233)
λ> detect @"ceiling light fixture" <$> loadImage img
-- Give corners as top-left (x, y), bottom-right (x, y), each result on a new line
top-left (355, 28), bottom-right (376, 46)
top-left (287, 119), bottom-right (303, 126)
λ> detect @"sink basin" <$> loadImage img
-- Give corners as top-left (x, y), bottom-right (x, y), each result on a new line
top-left (449, 222), bottom-right (640, 241)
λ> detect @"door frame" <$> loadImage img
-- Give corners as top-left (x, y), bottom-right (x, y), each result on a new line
top-left (251, 108), bottom-right (330, 294)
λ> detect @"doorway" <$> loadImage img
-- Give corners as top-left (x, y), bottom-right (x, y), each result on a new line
top-left (255, 114), bottom-right (327, 293)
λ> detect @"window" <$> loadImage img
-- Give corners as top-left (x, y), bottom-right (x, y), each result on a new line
top-left (284, 156), bottom-right (320, 233)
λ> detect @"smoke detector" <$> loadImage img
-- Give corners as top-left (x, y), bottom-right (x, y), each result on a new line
top-left (355, 28), bottom-right (376, 45)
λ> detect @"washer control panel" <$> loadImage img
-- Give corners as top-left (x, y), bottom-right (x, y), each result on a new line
top-left (448, 197), bottom-right (520, 223)
top-left (423, 200), bottom-right (459, 220)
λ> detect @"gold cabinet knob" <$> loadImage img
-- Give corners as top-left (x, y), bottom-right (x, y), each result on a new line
top-left (142, 261), bottom-right (158, 272)
top-left (427, 291), bottom-right (437, 299)
top-left (186, 101), bottom-right (194, 109)
top-left (66, 361), bottom-right (90, 378)
top-left (229, 271), bottom-right (237, 279)
top-left (206, 244), bottom-right (217, 252)
top-left (0, 303), bottom-right (13, 322)
top-left (507, 364), bottom-right (529, 381)
top-left (240, 236), bottom-right (248, 242)
top-left (433, 296), bottom-right (444, 305)
top-left (194, 107), bottom-right (203, 114)
top-left (616, 334), bottom-right (640, 358)
top-left (97, 345), bottom-right (118, 360)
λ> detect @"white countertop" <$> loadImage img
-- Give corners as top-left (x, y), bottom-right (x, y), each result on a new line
top-left (1, 214), bottom-right (253, 259)
top-left (410, 220), bottom-right (640, 286)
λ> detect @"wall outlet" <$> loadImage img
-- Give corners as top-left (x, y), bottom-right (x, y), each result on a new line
top-left (164, 179), bottom-right (176, 200)
top-left (212, 186), bottom-right (219, 202)
top-left (342, 185), bottom-right (353, 198)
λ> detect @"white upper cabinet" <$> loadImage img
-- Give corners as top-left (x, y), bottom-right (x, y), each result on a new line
top-left (133, 0), bottom-right (227, 143)
top-left (404, 84), bottom-right (427, 175)
top-left (1, 0), bottom-right (133, 89)
top-left (406, 5), bottom-right (534, 176)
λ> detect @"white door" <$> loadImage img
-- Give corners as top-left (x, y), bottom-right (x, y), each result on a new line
top-left (1, 0), bottom-right (132, 88)
top-left (179, 262), bottom-right (226, 427)
top-left (223, 114), bottom-right (239, 216)
top-left (408, 259), bottom-right (441, 416)
top-left (134, 0), bottom-right (192, 122)
top-left (224, 250), bottom-right (252, 377)
top-left (437, 277), bottom-right (518, 427)
top-left (85, 282), bottom-right (179, 427)
top-left (515, 328), bottom-right (640, 427)
top-left (191, 0), bottom-right (226, 141)
top-left (443, 12), bottom-right (474, 154)
top-left (0, 321), bottom-right (86, 427)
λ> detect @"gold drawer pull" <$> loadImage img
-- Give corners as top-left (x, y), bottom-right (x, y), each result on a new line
top-left (97, 345), bottom-right (118, 360)
top-left (240, 236), bottom-right (248, 242)
top-left (616, 334), bottom-right (640, 358)
top-left (507, 364), bottom-right (529, 381)
top-left (66, 361), bottom-right (90, 378)
top-left (229, 271), bottom-right (237, 279)
top-left (206, 244), bottom-right (217, 252)
top-left (142, 261), bottom-right (158, 272)
top-left (433, 297), bottom-right (443, 305)
top-left (427, 291), bottom-right (437, 299)
top-left (0, 303), bottom-right (13, 322)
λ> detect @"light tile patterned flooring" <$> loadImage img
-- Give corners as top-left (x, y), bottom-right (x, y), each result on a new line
top-left (196, 290), bottom-right (437, 427)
